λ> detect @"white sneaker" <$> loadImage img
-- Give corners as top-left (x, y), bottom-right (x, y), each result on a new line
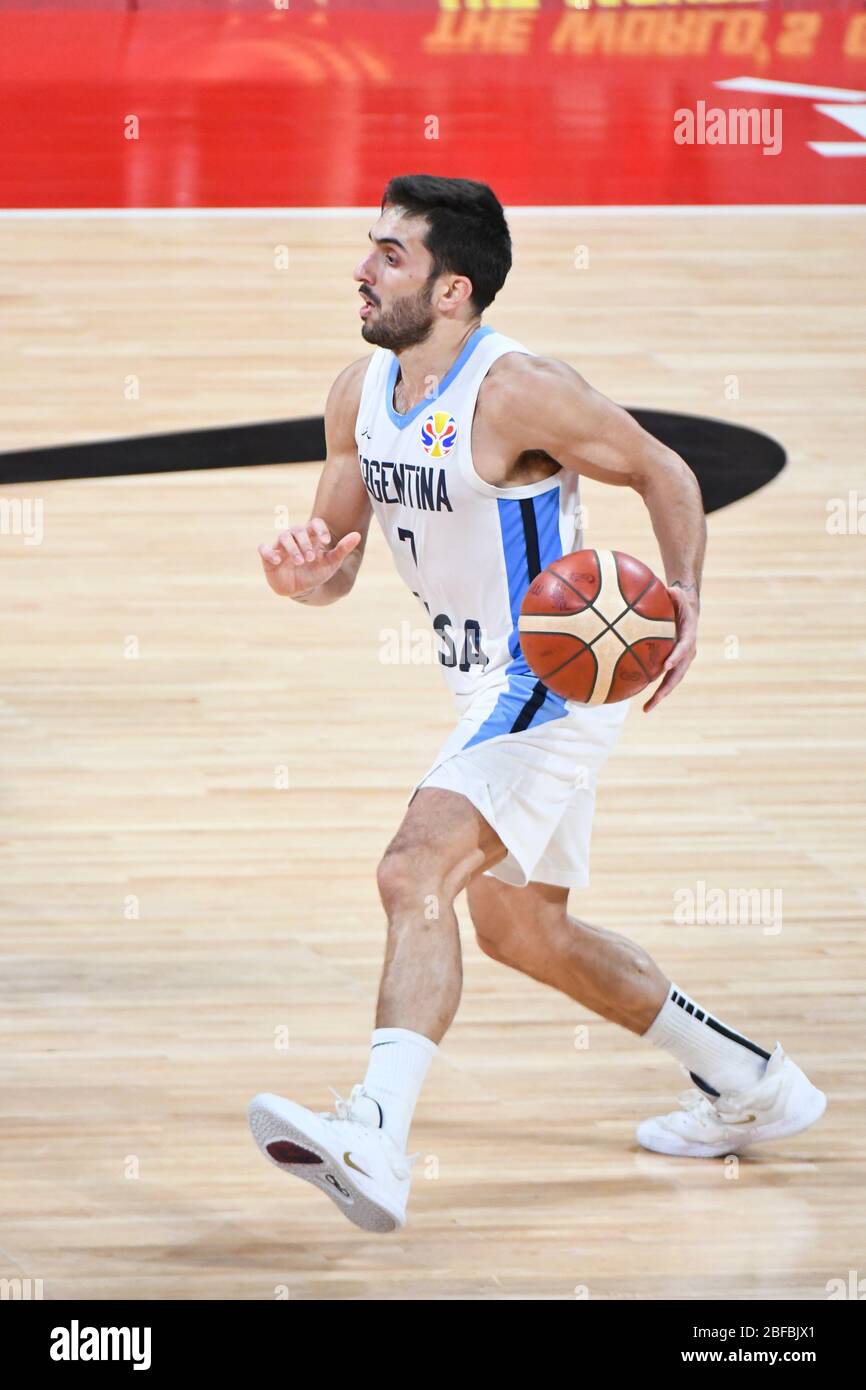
top-left (247, 1084), bottom-right (415, 1233)
top-left (636, 1043), bottom-right (827, 1158)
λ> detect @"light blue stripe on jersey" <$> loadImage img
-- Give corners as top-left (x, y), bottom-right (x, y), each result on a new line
top-left (462, 487), bottom-right (569, 750)
top-left (384, 324), bottom-right (495, 430)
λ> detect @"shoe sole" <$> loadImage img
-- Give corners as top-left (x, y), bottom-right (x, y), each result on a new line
top-left (247, 1093), bottom-right (403, 1233)
top-left (637, 1081), bottom-right (827, 1159)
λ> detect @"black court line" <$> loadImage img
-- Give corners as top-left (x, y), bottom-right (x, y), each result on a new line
top-left (0, 409), bottom-right (786, 515)
top-left (0, 417), bottom-right (327, 486)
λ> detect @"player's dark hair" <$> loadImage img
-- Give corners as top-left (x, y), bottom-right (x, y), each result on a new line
top-left (381, 174), bottom-right (512, 315)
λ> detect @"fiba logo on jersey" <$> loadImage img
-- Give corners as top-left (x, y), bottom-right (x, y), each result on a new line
top-left (420, 411), bottom-right (457, 459)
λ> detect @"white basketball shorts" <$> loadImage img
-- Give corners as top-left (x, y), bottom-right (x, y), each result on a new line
top-left (409, 678), bottom-right (630, 890)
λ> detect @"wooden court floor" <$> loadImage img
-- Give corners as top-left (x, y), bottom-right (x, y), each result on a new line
top-left (1, 212), bottom-right (864, 1299)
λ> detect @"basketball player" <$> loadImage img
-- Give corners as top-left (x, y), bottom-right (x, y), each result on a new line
top-left (248, 176), bottom-right (825, 1232)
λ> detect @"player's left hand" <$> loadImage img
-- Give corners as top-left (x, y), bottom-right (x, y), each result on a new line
top-left (643, 582), bottom-right (699, 713)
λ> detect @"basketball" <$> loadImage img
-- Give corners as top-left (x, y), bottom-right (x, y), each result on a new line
top-left (518, 549), bottom-right (677, 705)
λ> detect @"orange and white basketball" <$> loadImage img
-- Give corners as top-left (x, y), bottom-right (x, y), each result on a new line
top-left (518, 549), bottom-right (677, 704)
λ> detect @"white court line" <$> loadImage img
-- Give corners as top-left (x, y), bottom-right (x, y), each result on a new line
top-left (807, 144), bottom-right (866, 157)
top-left (715, 77), bottom-right (866, 102)
top-left (0, 205), bottom-right (863, 218)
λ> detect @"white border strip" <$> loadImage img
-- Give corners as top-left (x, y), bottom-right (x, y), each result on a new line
top-left (509, 205), bottom-right (866, 216)
top-left (0, 204), bottom-right (863, 218)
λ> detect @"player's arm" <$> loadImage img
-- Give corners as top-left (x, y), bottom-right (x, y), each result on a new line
top-left (496, 356), bottom-right (706, 711)
top-left (258, 357), bottom-right (373, 605)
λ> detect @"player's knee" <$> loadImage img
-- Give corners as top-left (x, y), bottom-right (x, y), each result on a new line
top-left (474, 926), bottom-right (511, 964)
top-left (470, 881), bottom-right (569, 966)
top-left (473, 912), bottom-right (535, 967)
top-left (468, 882), bottom-right (512, 960)
top-left (376, 847), bottom-right (450, 917)
top-left (375, 849), bottom-right (412, 910)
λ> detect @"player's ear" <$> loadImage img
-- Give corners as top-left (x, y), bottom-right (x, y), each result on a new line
top-left (438, 275), bottom-right (473, 313)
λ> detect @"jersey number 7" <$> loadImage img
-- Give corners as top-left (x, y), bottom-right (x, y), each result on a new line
top-left (397, 527), bottom-right (490, 673)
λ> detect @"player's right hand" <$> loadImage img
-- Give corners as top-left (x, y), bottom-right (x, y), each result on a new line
top-left (258, 520), bottom-right (361, 598)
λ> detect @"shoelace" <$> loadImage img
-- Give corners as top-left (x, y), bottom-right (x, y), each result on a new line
top-left (677, 1089), bottom-right (724, 1128)
top-left (675, 1065), bottom-right (780, 1127)
top-left (319, 1084), bottom-right (418, 1181)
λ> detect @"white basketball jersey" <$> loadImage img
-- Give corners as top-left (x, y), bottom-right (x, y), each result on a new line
top-left (355, 325), bottom-right (584, 740)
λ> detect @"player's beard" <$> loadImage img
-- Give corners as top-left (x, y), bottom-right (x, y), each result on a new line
top-left (360, 278), bottom-right (436, 351)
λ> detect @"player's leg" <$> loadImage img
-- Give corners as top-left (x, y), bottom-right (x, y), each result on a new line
top-left (374, 785), bottom-right (508, 1040)
top-left (467, 874), bottom-right (827, 1157)
top-left (468, 873), bottom-right (773, 1085)
top-left (340, 786), bottom-right (505, 1161)
top-left (248, 787), bottom-right (506, 1231)
top-left (468, 873), bottom-right (668, 1033)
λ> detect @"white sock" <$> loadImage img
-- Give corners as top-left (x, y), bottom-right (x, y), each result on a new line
top-left (644, 984), bottom-right (771, 1094)
top-left (356, 1027), bottom-right (437, 1151)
